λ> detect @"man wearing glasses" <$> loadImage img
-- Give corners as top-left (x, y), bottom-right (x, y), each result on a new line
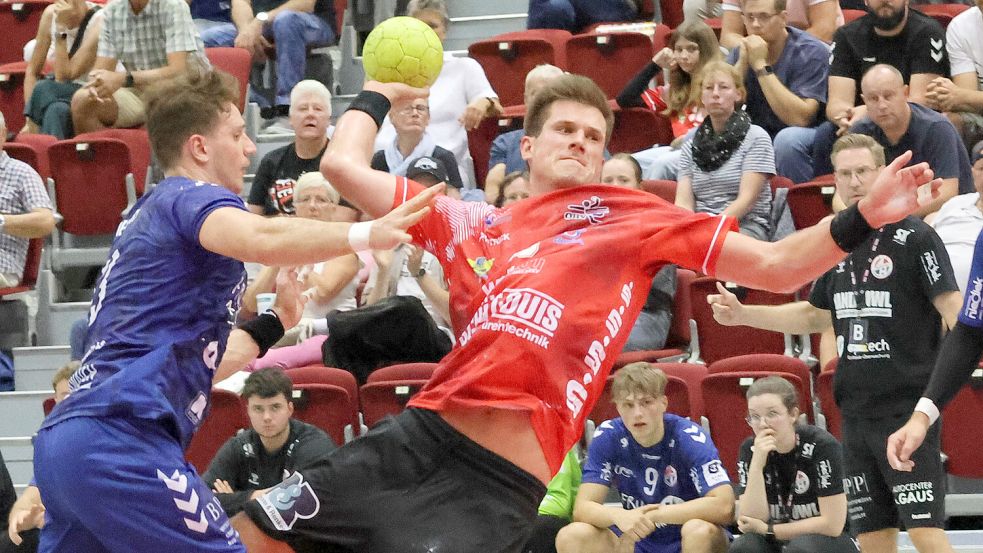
top-left (708, 132), bottom-right (962, 553)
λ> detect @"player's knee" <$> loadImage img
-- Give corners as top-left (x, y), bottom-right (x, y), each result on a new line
top-left (680, 519), bottom-right (722, 551)
top-left (907, 526), bottom-right (950, 550)
top-left (555, 521), bottom-right (603, 553)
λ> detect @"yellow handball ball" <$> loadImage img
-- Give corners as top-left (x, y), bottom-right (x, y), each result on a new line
top-left (362, 16), bottom-right (444, 88)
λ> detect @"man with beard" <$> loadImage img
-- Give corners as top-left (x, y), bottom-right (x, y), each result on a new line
top-left (778, 0), bottom-right (950, 182)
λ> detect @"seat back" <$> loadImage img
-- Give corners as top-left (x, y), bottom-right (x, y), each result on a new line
top-left (185, 389), bottom-right (248, 471)
top-left (0, 1), bottom-right (49, 65)
top-left (658, 362), bottom-right (708, 418)
top-left (0, 64), bottom-right (27, 134)
top-left (291, 383), bottom-right (355, 445)
top-left (9, 132), bottom-right (56, 180)
top-left (701, 371), bottom-right (807, 475)
top-left (467, 115), bottom-right (524, 189)
top-left (708, 354), bottom-right (814, 422)
top-left (468, 31), bottom-right (569, 109)
top-left (640, 179), bottom-right (676, 203)
top-left (0, 237), bottom-right (45, 295)
top-left (564, 32), bottom-right (654, 100)
top-left (48, 138), bottom-right (135, 236)
top-left (608, 108), bottom-right (674, 155)
top-left (941, 382), bottom-right (983, 478)
top-left (912, 3), bottom-right (967, 28)
top-left (359, 379), bottom-right (428, 428)
top-left (366, 362), bottom-right (437, 382)
top-left (815, 369), bottom-right (841, 439)
top-left (843, 8), bottom-right (866, 22)
top-left (74, 128), bottom-right (151, 195)
top-left (205, 47), bottom-right (252, 112)
top-left (588, 373), bottom-right (691, 424)
top-left (285, 365), bottom-right (360, 438)
top-left (786, 181), bottom-right (836, 230)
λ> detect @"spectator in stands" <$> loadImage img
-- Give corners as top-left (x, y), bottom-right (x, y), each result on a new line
top-left (0, 113), bottom-right (55, 288)
top-left (69, 0), bottom-right (205, 134)
top-left (493, 171), bottom-right (531, 207)
top-left (784, 0), bottom-right (948, 183)
top-left (203, 368), bottom-right (336, 517)
top-left (376, 0), bottom-right (503, 195)
top-left (927, 139), bottom-right (983, 294)
top-left (850, 64), bottom-right (971, 215)
top-left (242, 172), bottom-right (360, 346)
top-left (676, 62), bottom-right (775, 240)
top-left (190, 0), bottom-right (232, 36)
top-left (246, 80), bottom-right (358, 222)
top-left (729, 376), bottom-right (858, 553)
top-left (617, 20), bottom-right (721, 181)
top-left (526, 0), bottom-right (637, 33)
top-left (485, 64), bottom-right (564, 199)
top-left (555, 362), bottom-right (734, 553)
top-left (20, 0), bottom-right (104, 138)
top-left (925, 2), bottom-right (983, 151)
top-left (720, 0), bottom-right (843, 48)
top-left (200, 0), bottom-right (335, 123)
top-left (708, 133), bottom-right (961, 553)
top-left (726, 0), bottom-right (829, 184)
top-left (3, 361), bottom-right (78, 553)
top-left (601, 154), bottom-right (679, 353)
top-left (371, 97), bottom-right (464, 198)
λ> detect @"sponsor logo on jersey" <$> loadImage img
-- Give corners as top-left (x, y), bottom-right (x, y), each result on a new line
top-left (554, 229), bottom-right (585, 245)
top-left (467, 256), bottom-right (494, 279)
top-left (892, 228), bottom-right (912, 245)
top-left (243, 443), bottom-right (255, 457)
top-left (564, 196), bottom-right (609, 225)
top-left (509, 242), bottom-right (540, 261)
top-left (818, 459), bottom-right (833, 489)
top-left (185, 391), bottom-right (207, 425)
top-left (614, 465), bottom-right (635, 478)
top-left (892, 481), bottom-right (935, 505)
top-left (770, 502), bottom-right (821, 521)
top-left (702, 460), bottom-right (729, 487)
top-left (966, 277), bottom-right (983, 320)
top-left (920, 251), bottom-right (942, 285)
top-left (847, 337), bottom-right (890, 354)
top-left (832, 291), bottom-right (893, 319)
top-left (256, 471), bottom-right (321, 531)
top-left (794, 470), bottom-right (810, 494)
top-left (601, 462), bottom-right (613, 482)
top-left (485, 212), bottom-right (512, 228)
top-left (835, 261), bottom-right (846, 274)
top-left (870, 254), bottom-right (893, 279)
top-left (843, 473), bottom-right (870, 497)
top-left (664, 466), bottom-right (678, 487)
top-left (458, 287), bottom-right (565, 350)
top-left (508, 258), bottom-right (545, 275)
top-left (479, 232), bottom-right (510, 246)
top-left (641, 453), bottom-right (662, 460)
top-left (68, 362), bottom-right (97, 392)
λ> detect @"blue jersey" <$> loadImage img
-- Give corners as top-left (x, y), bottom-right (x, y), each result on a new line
top-left (960, 228), bottom-right (983, 329)
top-left (41, 177), bottom-right (247, 449)
top-left (582, 414), bottom-right (730, 549)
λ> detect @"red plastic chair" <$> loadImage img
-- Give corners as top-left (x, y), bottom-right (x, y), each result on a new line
top-left (912, 4), bottom-right (968, 28)
top-left (640, 179), bottom-right (676, 203)
top-left (185, 389), bottom-right (248, 472)
top-left (613, 268), bottom-right (698, 366)
top-left (588, 373), bottom-right (692, 424)
top-left (608, 108), bottom-right (674, 155)
top-left (701, 371), bottom-right (808, 476)
top-left (468, 30), bottom-right (570, 110)
top-left (285, 365), bottom-right (360, 440)
top-left (658, 0), bottom-right (684, 29)
top-left (786, 181), bottom-right (836, 230)
top-left (358, 362), bottom-right (436, 427)
top-left (815, 369), bottom-right (841, 439)
top-left (6, 133), bottom-right (56, 180)
top-left (205, 47), bottom-right (252, 112)
top-left (42, 395), bottom-right (55, 416)
top-left (0, 237), bottom-right (43, 296)
top-left (74, 128), bottom-right (151, 195)
top-left (368, 362), bottom-right (437, 382)
top-left (466, 114), bottom-right (524, 189)
top-left (708, 354), bottom-right (814, 422)
top-left (565, 31), bottom-right (655, 100)
top-left (941, 382), bottom-right (983, 478)
top-left (291, 383), bottom-right (356, 445)
top-left (0, 1), bottom-right (50, 65)
top-left (843, 9), bottom-right (866, 23)
top-left (0, 63), bottom-right (28, 134)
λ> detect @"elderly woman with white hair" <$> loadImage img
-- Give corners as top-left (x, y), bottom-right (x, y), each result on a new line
top-left (242, 172), bottom-right (361, 347)
top-left (246, 79), bottom-right (358, 221)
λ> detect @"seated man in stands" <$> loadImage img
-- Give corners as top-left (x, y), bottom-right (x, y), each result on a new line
top-left (485, 64), bottom-right (564, 200)
top-left (69, 0), bottom-right (205, 133)
top-left (555, 362), bottom-right (734, 553)
top-left (203, 368), bottom-right (336, 517)
top-left (927, 139), bottom-right (983, 295)
top-left (0, 112), bottom-right (55, 288)
top-left (371, 98), bottom-right (464, 198)
top-left (246, 80), bottom-right (358, 221)
top-left (925, 3), bottom-right (983, 152)
top-left (526, 0), bottom-right (638, 33)
top-left (719, 0), bottom-right (842, 48)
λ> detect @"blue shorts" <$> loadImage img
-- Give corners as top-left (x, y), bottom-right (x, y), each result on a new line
top-left (610, 523), bottom-right (732, 553)
top-left (34, 415), bottom-right (245, 553)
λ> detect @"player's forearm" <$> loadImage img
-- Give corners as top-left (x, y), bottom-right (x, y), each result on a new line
top-left (214, 329), bottom-right (260, 383)
top-left (249, 217), bottom-right (355, 266)
top-left (912, 178), bottom-right (957, 217)
top-left (321, 107), bottom-right (393, 219)
top-left (738, 301), bottom-right (830, 335)
top-left (7, 486), bottom-right (42, 527)
top-left (652, 494), bottom-right (734, 526)
top-left (572, 500), bottom-right (623, 528)
top-left (922, 322), bottom-right (983, 412)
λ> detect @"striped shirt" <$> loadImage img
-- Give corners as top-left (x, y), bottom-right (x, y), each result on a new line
top-left (678, 124), bottom-right (775, 231)
top-left (97, 0), bottom-right (204, 72)
top-left (0, 152), bottom-right (53, 275)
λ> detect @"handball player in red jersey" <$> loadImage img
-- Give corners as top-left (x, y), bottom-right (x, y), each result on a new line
top-left (233, 74), bottom-right (941, 553)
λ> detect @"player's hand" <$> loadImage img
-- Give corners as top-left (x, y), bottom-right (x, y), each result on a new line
top-left (857, 150), bottom-right (942, 230)
top-left (707, 282), bottom-right (745, 326)
top-left (270, 267), bottom-right (308, 330)
top-left (887, 412), bottom-right (930, 472)
top-left (367, 184), bottom-right (443, 250)
top-left (653, 47), bottom-right (674, 69)
top-left (212, 479), bottom-right (234, 494)
top-left (614, 507), bottom-right (657, 541)
top-left (8, 504), bottom-right (45, 544)
top-left (750, 427), bottom-right (777, 468)
top-left (737, 515), bottom-right (768, 535)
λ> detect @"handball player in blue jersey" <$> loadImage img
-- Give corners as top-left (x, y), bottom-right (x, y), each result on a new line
top-left (30, 68), bottom-right (437, 553)
top-left (556, 363), bottom-right (734, 553)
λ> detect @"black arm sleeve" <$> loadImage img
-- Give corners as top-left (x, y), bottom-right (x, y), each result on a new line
top-left (923, 322), bottom-right (983, 410)
top-left (616, 61), bottom-right (661, 109)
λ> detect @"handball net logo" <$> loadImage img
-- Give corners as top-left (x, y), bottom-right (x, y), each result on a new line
top-left (257, 471), bottom-right (320, 531)
top-left (564, 196), bottom-right (609, 225)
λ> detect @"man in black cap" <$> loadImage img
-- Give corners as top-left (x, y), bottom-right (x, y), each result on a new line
top-left (405, 155), bottom-right (462, 198)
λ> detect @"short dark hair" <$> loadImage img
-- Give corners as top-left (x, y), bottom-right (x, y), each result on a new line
top-left (524, 74), bottom-right (614, 144)
top-left (144, 66), bottom-right (239, 171)
top-left (241, 368), bottom-right (294, 401)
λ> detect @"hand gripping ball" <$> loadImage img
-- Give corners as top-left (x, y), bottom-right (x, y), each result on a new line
top-left (362, 16), bottom-right (444, 88)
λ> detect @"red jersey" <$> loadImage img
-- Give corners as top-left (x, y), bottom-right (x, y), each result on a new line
top-left (640, 85), bottom-right (706, 139)
top-left (396, 179), bottom-right (736, 474)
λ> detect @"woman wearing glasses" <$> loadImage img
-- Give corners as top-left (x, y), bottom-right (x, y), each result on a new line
top-left (729, 376), bottom-right (858, 553)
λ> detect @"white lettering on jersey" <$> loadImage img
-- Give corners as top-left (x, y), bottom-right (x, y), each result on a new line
top-left (832, 291), bottom-right (893, 319)
top-left (920, 251), bottom-right (942, 285)
top-left (967, 277), bottom-right (983, 320)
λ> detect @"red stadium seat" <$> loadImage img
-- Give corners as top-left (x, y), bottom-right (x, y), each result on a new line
top-left (0, 63), bottom-right (28, 134)
top-left (74, 128), bottom-right (151, 195)
top-left (0, 237), bottom-right (43, 296)
top-left (42, 395), bottom-right (55, 416)
top-left (291, 383), bottom-right (356, 445)
top-left (368, 362), bottom-right (437, 381)
top-left (358, 362), bottom-right (436, 427)
top-left (941, 381), bottom-right (983, 478)
top-left (688, 278), bottom-right (796, 365)
top-left (564, 31), bottom-right (654, 100)
top-left (588, 373), bottom-right (692, 424)
top-left (657, 0), bottom-right (683, 29)
top-left (842, 9), bottom-right (866, 23)
top-left (708, 354), bottom-right (814, 422)
top-left (285, 365), bottom-right (360, 440)
top-left (6, 132), bottom-right (56, 180)
top-left (0, 1), bottom-right (50, 66)
top-left (608, 108), bottom-right (674, 155)
top-left (468, 30), bottom-right (570, 110)
top-left (640, 179), bottom-right (676, 203)
top-left (613, 268), bottom-right (698, 366)
top-left (205, 47), bottom-right (252, 112)
top-left (185, 389), bottom-right (248, 472)
top-left (467, 114), bottom-right (524, 189)
top-left (815, 369), bottom-right (841, 439)
top-left (913, 3), bottom-right (968, 29)
top-left (701, 371), bottom-right (807, 475)
top-left (786, 180), bottom-right (836, 230)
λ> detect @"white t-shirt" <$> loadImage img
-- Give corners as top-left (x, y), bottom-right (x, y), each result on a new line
top-left (932, 192), bottom-right (983, 294)
top-left (299, 261), bottom-right (360, 319)
top-left (374, 53), bottom-right (498, 189)
top-left (946, 7), bottom-right (983, 89)
top-left (722, 0), bottom-right (843, 35)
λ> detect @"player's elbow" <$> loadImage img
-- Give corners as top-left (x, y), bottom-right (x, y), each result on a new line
top-left (320, 151), bottom-right (350, 186)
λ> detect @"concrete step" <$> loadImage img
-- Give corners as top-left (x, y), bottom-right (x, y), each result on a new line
top-left (13, 346), bottom-right (72, 392)
top-left (0, 437), bottom-right (34, 487)
top-left (0, 391), bottom-right (48, 437)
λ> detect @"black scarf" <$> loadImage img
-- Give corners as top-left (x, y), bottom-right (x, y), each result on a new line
top-left (692, 109), bottom-right (751, 172)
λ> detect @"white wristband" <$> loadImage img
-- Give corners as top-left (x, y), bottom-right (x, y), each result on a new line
top-left (914, 397), bottom-right (940, 426)
top-left (347, 221), bottom-right (372, 252)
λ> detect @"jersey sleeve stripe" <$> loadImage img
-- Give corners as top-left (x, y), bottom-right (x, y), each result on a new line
top-left (702, 216), bottom-right (731, 275)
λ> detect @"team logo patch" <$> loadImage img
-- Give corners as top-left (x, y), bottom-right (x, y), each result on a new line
top-left (794, 470), bottom-right (810, 494)
top-left (870, 254), bottom-right (893, 279)
top-left (467, 257), bottom-right (494, 279)
top-left (664, 466), bottom-right (678, 487)
top-left (554, 229), bottom-right (585, 245)
top-left (701, 460), bottom-right (729, 487)
top-left (256, 471), bottom-right (320, 531)
top-left (564, 196), bottom-right (609, 225)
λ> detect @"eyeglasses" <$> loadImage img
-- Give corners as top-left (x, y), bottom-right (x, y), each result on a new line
top-left (741, 12), bottom-right (779, 24)
top-left (834, 166), bottom-right (878, 183)
top-left (745, 411), bottom-right (788, 426)
top-left (397, 105), bottom-right (430, 116)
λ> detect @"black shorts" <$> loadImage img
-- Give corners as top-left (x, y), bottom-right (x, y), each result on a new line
top-left (841, 414), bottom-right (945, 533)
top-left (245, 408), bottom-right (547, 553)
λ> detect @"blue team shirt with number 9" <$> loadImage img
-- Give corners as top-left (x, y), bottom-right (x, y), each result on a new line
top-left (41, 177), bottom-right (247, 449)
